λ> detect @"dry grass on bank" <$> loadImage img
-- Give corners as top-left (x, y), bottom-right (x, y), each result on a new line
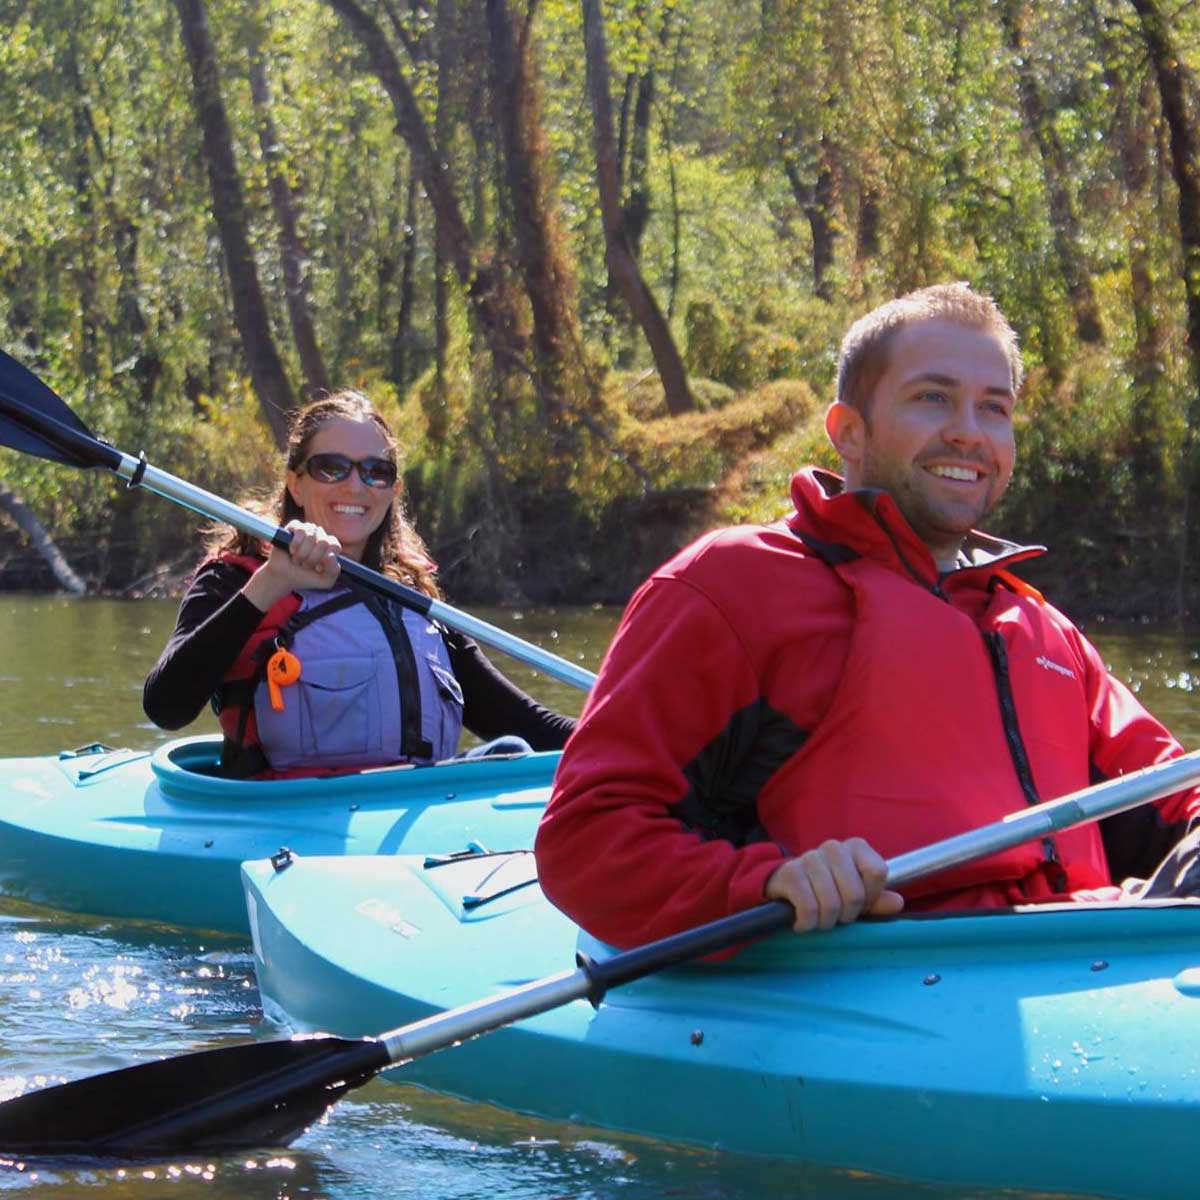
top-left (614, 376), bottom-right (820, 496)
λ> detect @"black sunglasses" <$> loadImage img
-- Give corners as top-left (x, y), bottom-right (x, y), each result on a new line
top-left (298, 452), bottom-right (398, 488)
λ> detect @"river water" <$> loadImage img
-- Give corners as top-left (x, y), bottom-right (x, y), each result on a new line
top-left (0, 595), bottom-right (1196, 1200)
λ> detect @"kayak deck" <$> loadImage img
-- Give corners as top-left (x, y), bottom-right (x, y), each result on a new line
top-left (0, 736), bottom-right (556, 933)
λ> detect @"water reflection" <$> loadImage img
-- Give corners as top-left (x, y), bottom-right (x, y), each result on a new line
top-left (0, 1058), bottom-right (1045, 1200)
top-left (2, 597), bottom-right (1196, 756)
top-left (1087, 620), bottom-right (1200, 743)
top-left (0, 598), bottom-right (612, 757)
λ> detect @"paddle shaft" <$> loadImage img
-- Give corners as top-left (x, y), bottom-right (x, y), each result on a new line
top-left (0, 387), bottom-right (596, 692)
top-left (377, 745), bottom-right (1200, 1065)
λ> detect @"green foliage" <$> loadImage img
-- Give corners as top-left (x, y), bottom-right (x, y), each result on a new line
top-left (684, 294), bottom-right (847, 394)
top-left (717, 410), bottom-right (840, 527)
top-left (995, 346), bottom-right (1187, 615)
top-left (185, 382), bottom-right (281, 505)
top-left (682, 299), bottom-right (726, 380)
top-left (0, 0), bottom-right (1199, 615)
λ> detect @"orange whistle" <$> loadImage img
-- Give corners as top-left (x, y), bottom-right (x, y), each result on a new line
top-left (266, 648), bottom-right (302, 711)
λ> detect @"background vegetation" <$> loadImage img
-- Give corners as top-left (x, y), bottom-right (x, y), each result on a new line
top-left (0, 0), bottom-right (1198, 617)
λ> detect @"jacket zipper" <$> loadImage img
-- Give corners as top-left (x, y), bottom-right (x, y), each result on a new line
top-left (984, 630), bottom-right (1066, 889)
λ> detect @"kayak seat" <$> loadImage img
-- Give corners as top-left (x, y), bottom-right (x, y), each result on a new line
top-left (162, 737), bottom-right (229, 778)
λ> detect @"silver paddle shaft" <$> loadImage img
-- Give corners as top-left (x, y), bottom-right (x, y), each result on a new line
top-left (886, 746), bottom-right (1200, 888)
top-left (114, 451), bottom-right (598, 692)
top-left (381, 968), bottom-right (592, 1064)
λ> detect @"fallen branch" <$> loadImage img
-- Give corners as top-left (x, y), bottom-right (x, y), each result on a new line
top-left (0, 486), bottom-right (87, 594)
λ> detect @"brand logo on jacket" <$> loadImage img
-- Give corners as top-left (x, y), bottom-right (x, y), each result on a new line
top-left (1036, 654), bottom-right (1077, 680)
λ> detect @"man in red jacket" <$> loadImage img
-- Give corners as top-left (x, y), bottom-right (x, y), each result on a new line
top-left (535, 282), bottom-right (1200, 949)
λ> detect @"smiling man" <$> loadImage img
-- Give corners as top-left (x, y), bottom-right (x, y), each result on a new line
top-left (828, 308), bottom-right (1017, 568)
top-left (535, 283), bottom-right (1200, 949)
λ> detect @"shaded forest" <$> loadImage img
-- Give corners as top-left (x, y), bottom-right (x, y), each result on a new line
top-left (1, 0), bottom-right (1199, 618)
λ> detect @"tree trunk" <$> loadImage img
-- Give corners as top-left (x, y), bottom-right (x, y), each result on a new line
top-left (999, 0), bottom-right (1104, 345)
top-left (113, 216), bottom-right (164, 415)
top-left (434, 237), bottom-right (450, 428)
top-left (625, 65), bottom-right (654, 264)
top-left (66, 42), bottom-right (100, 379)
top-left (780, 133), bottom-right (837, 302)
top-left (484, 0), bottom-right (580, 420)
top-left (1129, 0), bottom-right (1200, 614)
top-left (0, 487), bottom-right (87, 595)
top-left (173, 0), bottom-right (297, 448)
top-left (1124, 79), bottom-right (1170, 515)
top-left (325, 0), bottom-right (527, 380)
top-left (608, 55), bottom-right (657, 363)
top-left (856, 184), bottom-right (880, 262)
top-left (581, 0), bottom-right (693, 414)
top-left (391, 173), bottom-right (421, 389)
top-left (661, 18), bottom-right (685, 320)
top-left (248, 49), bottom-right (332, 400)
top-left (1089, 0), bottom-right (1168, 518)
top-left (433, 0), bottom-right (454, 424)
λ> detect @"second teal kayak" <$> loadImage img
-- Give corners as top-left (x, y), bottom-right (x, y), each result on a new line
top-left (243, 848), bottom-right (1200, 1199)
top-left (0, 736), bottom-right (554, 933)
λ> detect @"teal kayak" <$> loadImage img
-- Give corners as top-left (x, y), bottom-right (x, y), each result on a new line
top-left (0, 737), bottom-right (554, 933)
top-left (243, 849), bottom-right (1200, 1199)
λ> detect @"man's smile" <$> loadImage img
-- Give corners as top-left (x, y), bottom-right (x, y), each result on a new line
top-left (926, 464), bottom-right (983, 482)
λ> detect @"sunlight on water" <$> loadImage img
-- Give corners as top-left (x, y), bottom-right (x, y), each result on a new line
top-left (1090, 622), bottom-right (1200, 745)
top-left (65, 962), bottom-right (143, 1011)
top-left (0, 923), bottom-right (1074, 1199)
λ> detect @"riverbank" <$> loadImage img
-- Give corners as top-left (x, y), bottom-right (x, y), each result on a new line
top-left (0, 481), bottom-right (1188, 621)
top-left (1, 360), bottom-right (1192, 620)
top-left (0, 486), bottom-right (719, 605)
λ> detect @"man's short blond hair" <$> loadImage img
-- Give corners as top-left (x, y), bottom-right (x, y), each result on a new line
top-left (836, 283), bottom-right (1023, 414)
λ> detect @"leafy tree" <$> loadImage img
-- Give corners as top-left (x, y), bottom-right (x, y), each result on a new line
top-left (582, 0), bottom-right (693, 413)
top-left (174, 0), bottom-right (298, 447)
top-left (0, 0), bottom-right (1199, 614)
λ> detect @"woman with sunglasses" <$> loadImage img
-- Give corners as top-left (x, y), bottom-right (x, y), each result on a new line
top-left (143, 391), bottom-right (575, 778)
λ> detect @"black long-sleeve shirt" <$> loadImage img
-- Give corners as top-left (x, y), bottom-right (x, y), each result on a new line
top-left (143, 560), bottom-right (576, 752)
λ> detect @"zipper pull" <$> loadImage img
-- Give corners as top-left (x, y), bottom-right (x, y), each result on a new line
top-left (266, 648), bottom-right (302, 711)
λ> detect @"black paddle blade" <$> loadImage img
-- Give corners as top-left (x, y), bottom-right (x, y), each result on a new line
top-left (0, 350), bottom-right (114, 469)
top-left (0, 1034), bottom-right (391, 1158)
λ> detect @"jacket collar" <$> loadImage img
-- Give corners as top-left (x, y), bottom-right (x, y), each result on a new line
top-left (786, 467), bottom-right (1045, 586)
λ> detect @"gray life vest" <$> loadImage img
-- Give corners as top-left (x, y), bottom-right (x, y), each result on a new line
top-left (253, 588), bottom-right (464, 771)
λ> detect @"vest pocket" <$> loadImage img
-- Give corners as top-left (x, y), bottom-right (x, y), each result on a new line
top-left (256, 654), bottom-right (385, 768)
